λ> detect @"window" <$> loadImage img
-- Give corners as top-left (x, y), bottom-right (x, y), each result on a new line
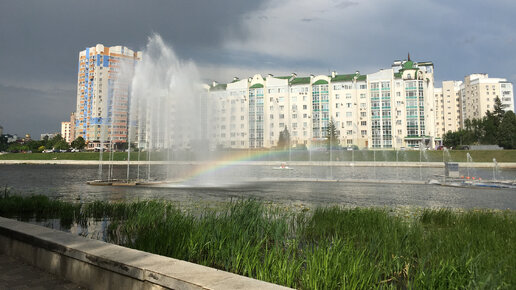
top-left (346, 112), bottom-right (352, 117)
top-left (346, 121), bottom-right (353, 126)
top-left (360, 112), bottom-right (366, 117)
top-left (303, 105), bottom-right (307, 110)
top-left (361, 130), bottom-right (367, 136)
top-left (361, 121), bottom-right (367, 126)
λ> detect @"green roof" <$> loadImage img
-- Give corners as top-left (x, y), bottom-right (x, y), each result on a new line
top-left (210, 83), bottom-right (227, 91)
top-left (403, 60), bottom-right (414, 69)
top-left (356, 75), bottom-right (366, 81)
top-left (289, 77), bottom-right (311, 85)
top-left (312, 79), bottom-right (328, 85)
top-left (330, 74), bottom-right (355, 82)
top-left (330, 74), bottom-right (367, 82)
top-left (276, 76), bottom-right (291, 80)
top-left (249, 83), bottom-right (264, 89)
top-left (394, 72), bottom-right (402, 79)
top-left (231, 78), bottom-right (240, 83)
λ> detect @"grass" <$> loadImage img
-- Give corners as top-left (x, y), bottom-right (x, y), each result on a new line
top-left (0, 195), bottom-right (514, 289)
top-left (1, 150), bottom-right (516, 162)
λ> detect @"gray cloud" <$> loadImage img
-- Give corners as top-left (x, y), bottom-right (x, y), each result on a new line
top-left (0, 0), bottom-right (515, 137)
top-left (0, 83), bottom-right (75, 137)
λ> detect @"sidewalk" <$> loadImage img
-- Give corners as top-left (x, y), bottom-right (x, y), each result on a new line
top-left (0, 254), bottom-right (84, 289)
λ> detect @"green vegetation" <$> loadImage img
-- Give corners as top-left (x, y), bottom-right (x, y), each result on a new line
top-left (1, 149), bottom-right (516, 162)
top-left (326, 118), bottom-right (339, 149)
top-left (0, 195), bottom-right (514, 289)
top-left (444, 98), bottom-right (516, 149)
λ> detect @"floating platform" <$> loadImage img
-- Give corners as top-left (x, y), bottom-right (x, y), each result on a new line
top-left (87, 179), bottom-right (179, 187)
top-left (428, 178), bottom-right (516, 189)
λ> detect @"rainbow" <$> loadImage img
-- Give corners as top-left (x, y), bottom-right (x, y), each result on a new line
top-left (177, 149), bottom-right (295, 182)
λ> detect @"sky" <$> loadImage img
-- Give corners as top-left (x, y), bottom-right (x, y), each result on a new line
top-left (1, 0), bottom-right (515, 137)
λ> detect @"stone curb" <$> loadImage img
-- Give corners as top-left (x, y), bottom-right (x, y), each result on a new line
top-left (0, 217), bottom-right (291, 290)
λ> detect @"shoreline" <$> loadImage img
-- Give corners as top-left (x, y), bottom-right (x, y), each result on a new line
top-left (1, 159), bottom-right (515, 168)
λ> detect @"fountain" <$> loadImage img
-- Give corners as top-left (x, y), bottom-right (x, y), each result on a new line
top-left (86, 34), bottom-right (516, 189)
top-left (493, 158), bottom-right (499, 181)
top-left (466, 152), bottom-right (473, 179)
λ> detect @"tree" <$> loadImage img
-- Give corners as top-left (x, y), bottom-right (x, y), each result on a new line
top-left (47, 134), bottom-right (64, 149)
top-left (54, 140), bottom-right (69, 151)
top-left (492, 96), bottom-right (506, 126)
top-left (497, 111), bottom-right (516, 149)
top-left (481, 112), bottom-right (497, 144)
top-left (326, 119), bottom-right (340, 149)
top-left (71, 136), bottom-right (86, 150)
top-left (277, 127), bottom-right (290, 150)
top-left (0, 135), bottom-right (8, 152)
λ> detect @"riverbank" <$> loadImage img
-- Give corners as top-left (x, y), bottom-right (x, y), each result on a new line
top-left (1, 159), bottom-right (516, 168)
top-left (1, 150), bottom-right (516, 163)
top-left (0, 195), bottom-right (514, 289)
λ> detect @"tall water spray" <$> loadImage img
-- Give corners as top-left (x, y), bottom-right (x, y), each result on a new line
top-left (127, 34), bottom-right (205, 181)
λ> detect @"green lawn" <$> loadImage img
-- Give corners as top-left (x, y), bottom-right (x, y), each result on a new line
top-left (1, 195), bottom-right (514, 289)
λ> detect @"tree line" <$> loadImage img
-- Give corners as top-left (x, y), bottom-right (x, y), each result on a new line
top-left (0, 134), bottom-right (86, 153)
top-left (443, 97), bottom-right (516, 149)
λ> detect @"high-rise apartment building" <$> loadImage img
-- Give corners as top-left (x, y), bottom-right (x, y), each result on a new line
top-left (434, 81), bottom-right (462, 137)
top-left (74, 44), bottom-right (141, 150)
top-left (460, 74), bottom-right (514, 125)
top-left (61, 121), bottom-right (72, 144)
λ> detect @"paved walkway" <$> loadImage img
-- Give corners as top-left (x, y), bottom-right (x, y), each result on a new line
top-left (0, 254), bottom-right (84, 289)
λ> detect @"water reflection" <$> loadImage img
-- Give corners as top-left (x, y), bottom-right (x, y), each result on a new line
top-left (1, 164), bottom-right (515, 209)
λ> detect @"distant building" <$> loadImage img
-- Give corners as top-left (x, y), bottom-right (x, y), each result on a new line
top-left (40, 133), bottom-right (56, 140)
top-left (69, 112), bottom-right (76, 143)
top-left (5, 134), bottom-right (19, 143)
top-left (74, 44), bottom-right (141, 150)
top-left (460, 74), bottom-right (514, 125)
top-left (434, 81), bottom-right (462, 138)
top-left (61, 121), bottom-right (72, 143)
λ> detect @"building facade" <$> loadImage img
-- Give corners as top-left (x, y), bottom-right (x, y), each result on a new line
top-left (74, 44), bottom-right (141, 150)
top-left (61, 121), bottom-right (72, 144)
top-left (460, 74), bottom-right (514, 125)
top-left (206, 57), bottom-right (441, 150)
top-left (434, 81), bottom-right (462, 138)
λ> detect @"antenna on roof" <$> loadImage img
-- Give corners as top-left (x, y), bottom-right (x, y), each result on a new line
top-left (408, 52), bottom-right (411, 61)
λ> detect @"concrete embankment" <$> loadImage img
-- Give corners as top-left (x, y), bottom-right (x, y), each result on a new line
top-left (0, 217), bottom-right (291, 290)
top-left (1, 159), bottom-right (515, 168)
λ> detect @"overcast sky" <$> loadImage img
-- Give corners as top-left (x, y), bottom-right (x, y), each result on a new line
top-left (1, 0), bottom-right (515, 137)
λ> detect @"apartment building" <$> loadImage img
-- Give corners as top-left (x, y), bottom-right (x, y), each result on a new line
top-left (206, 57), bottom-right (439, 150)
top-left (434, 81), bottom-right (462, 137)
top-left (61, 121), bottom-right (72, 144)
top-left (460, 74), bottom-right (514, 125)
top-left (74, 44), bottom-right (141, 150)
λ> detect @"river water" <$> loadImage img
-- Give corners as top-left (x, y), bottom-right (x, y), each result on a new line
top-left (0, 164), bottom-right (515, 209)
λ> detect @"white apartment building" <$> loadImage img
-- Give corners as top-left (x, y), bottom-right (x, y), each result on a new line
top-left (206, 57), bottom-right (440, 150)
top-left (460, 74), bottom-right (514, 125)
